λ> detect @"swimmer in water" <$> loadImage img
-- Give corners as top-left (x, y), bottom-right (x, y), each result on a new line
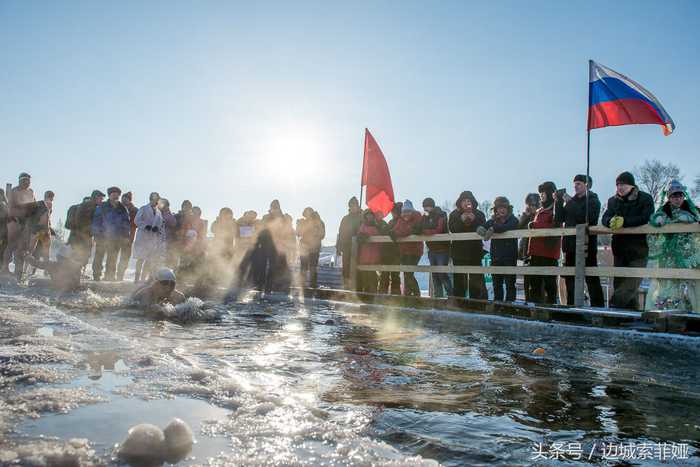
top-left (131, 267), bottom-right (186, 308)
top-left (23, 244), bottom-right (82, 292)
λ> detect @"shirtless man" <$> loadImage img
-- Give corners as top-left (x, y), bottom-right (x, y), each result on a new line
top-left (131, 267), bottom-right (186, 308)
top-left (3, 173), bottom-right (37, 280)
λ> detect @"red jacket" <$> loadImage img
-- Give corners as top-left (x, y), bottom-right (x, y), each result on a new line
top-left (392, 211), bottom-right (424, 257)
top-left (527, 205), bottom-right (561, 260)
top-left (358, 223), bottom-right (382, 265)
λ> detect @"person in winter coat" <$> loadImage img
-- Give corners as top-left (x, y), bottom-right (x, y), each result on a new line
top-left (480, 197), bottom-right (519, 302)
top-left (174, 200), bottom-right (194, 269)
top-left (28, 190), bottom-right (55, 274)
top-left (336, 196), bottom-right (363, 289)
top-left (602, 171), bottom-right (654, 310)
top-left (378, 202), bottom-right (402, 295)
top-left (119, 192), bottom-right (138, 281)
top-left (68, 189), bottom-right (105, 268)
top-left (235, 211), bottom-right (264, 289)
top-left (132, 192), bottom-right (165, 282)
top-left (356, 209), bottom-right (384, 294)
top-left (2, 173), bottom-right (37, 280)
top-left (159, 198), bottom-right (178, 269)
top-left (646, 180), bottom-right (700, 312)
top-left (297, 207), bottom-right (326, 288)
top-left (518, 193), bottom-right (540, 302)
top-left (258, 200), bottom-right (292, 293)
top-left (422, 198), bottom-right (452, 298)
top-left (527, 182), bottom-right (561, 304)
top-left (91, 186), bottom-right (131, 281)
top-left (449, 191), bottom-right (487, 299)
top-left (554, 175), bottom-right (604, 307)
top-left (391, 200), bottom-right (423, 297)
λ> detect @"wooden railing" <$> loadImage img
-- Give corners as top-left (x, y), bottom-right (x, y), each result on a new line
top-left (350, 223), bottom-right (700, 307)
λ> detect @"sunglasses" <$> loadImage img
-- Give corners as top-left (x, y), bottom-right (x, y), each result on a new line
top-left (158, 280), bottom-right (175, 287)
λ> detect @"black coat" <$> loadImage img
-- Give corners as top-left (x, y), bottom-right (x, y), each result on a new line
top-left (601, 187), bottom-right (654, 259)
top-left (554, 191), bottom-right (601, 253)
top-left (449, 191), bottom-right (486, 263)
top-left (381, 217), bottom-right (401, 264)
top-left (484, 214), bottom-right (519, 265)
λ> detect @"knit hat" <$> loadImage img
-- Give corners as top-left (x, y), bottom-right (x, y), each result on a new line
top-left (107, 186), bottom-right (121, 195)
top-left (91, 189), bottom-right (106, 199)
top-left (401, 200), bottom-right (415, 213)
top-left (18, 172), bottom-right (31, 181)
top-left (422, 197), bottom-right (436, 208)
top-left (538, 181), bottom-right (557, 195)
top-left (155, 268), bottom-right (176, 282)
top-left (573, 174), bottom-right (593, 188)
top-left (616, 171), bottom-right (635, 186)
top-left (348, 196), bottom-right (359, 208)
top-left (667, 179), bottom-right (686, 195)
top-left (492, 196), bottom-right (511, 211)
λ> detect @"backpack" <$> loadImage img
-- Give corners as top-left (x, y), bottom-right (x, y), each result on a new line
top-left (65, 204), bottom-right (80, 230)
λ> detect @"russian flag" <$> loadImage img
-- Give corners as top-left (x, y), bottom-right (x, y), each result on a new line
top-left (588, 60), bottom-right (675, 136)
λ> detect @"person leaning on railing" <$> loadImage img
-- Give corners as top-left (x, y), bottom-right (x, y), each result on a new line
top-left (645, 179), bottom-right (700, 312)
top-left (390, 200), bottom-right (423, 297)
top-left (479, 197), bottom-right (518, 302)
top-left (527, 182), bottom-right (561, 305)
top-left (448, 191), bottom-right (487, 299)
top-left (518, 193), bottom-right (540, 302)
top-left (554, 175), bottom-right (605, 307)
top-left (378, 202), bottom-right (402, 295)
top-left (422, 197), bottom-right (452, 298)
top-left (355, 209), bottom-right (385, 294)
top-left (601, 171), bottom-right (654, 310)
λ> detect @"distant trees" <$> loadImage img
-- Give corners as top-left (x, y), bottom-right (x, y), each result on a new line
top-left (634, 159), bottom-right (682, 205)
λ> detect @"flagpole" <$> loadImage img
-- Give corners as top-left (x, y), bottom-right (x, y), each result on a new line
top-left (585, 60), bottom-right (592, 224)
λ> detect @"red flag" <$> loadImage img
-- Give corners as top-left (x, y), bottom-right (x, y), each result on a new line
top-left (361, 129), bottom-right (394, 217)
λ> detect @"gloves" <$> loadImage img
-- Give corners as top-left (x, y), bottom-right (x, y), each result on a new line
top-left (151, 226), bottom-right (159, 233)
top-left (609, 216), bottom-right (624, 230)
top-left (483, 227), bottom-right (494, 241)
top-left (145, 225), bottom-right (152, 231)
top-left (476, 226), bottom-right (488, 238)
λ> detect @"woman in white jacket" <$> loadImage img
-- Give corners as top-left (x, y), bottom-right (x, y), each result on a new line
top-left (132, 192), bottom-right (165, 282)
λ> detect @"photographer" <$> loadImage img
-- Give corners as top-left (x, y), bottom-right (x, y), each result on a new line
top-left (554, 175), bottom-right (604, 307)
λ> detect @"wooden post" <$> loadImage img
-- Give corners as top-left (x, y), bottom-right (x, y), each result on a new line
top-left (350, 236), bottom-right (358, 291)
top-left (574, 224), bottom-right (587, 307)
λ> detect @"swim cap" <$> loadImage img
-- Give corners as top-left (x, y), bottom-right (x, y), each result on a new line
top-left (155, 268), bottom-right (176, 282)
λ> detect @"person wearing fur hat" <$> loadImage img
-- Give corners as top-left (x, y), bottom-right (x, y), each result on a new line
top-left (527, 182), bottom-right (561, 304)
top-left (378, 202), bottom-right (403, 295)
top-left (554, 175), bottom-right (604, 307)
top-left (355, 209), bottom-right (384, 293)
top-left (480, 197), bottom-right (519, 301)
top-left (518, 193), bottom-right (541, 301)
top-left (646, 180), bottom-right (700, 312)
top-left (448, 191), bottom-right (487, 299)
top-left (336, 196), bottom-right (363, 289)
top-left (602, 171), bottom-right (654, 309)
top-left (390, 200), bottom-right (424, 297)
top-left (422, 197), bottom-right (452, 298)
top-left (92, 186), bottom-right (131, 281)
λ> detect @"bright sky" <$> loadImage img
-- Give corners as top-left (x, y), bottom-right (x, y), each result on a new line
top-left (2, 0), bottom-right (699, 243)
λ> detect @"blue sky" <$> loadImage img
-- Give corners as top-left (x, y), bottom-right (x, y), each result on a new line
top-left (2, 0), bottom-right (698, 243)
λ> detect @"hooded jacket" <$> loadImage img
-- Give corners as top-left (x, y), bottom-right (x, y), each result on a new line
top-left (92, 201), bottom-right (131, 241)
top-left (336, 210), bottom-right (363, 253)
top-left (422, 207), bottom-right (450, 253)
top-left (448, 191), bottom-right (486, 262)
top-left (391, 210), bottom-right (424, 257)
top-left (554, 191), bottom-right (601, 254)
top-left (602, 186), bottom-right (654, 259)
top-left (297, 212), bottom-right (326, 254)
